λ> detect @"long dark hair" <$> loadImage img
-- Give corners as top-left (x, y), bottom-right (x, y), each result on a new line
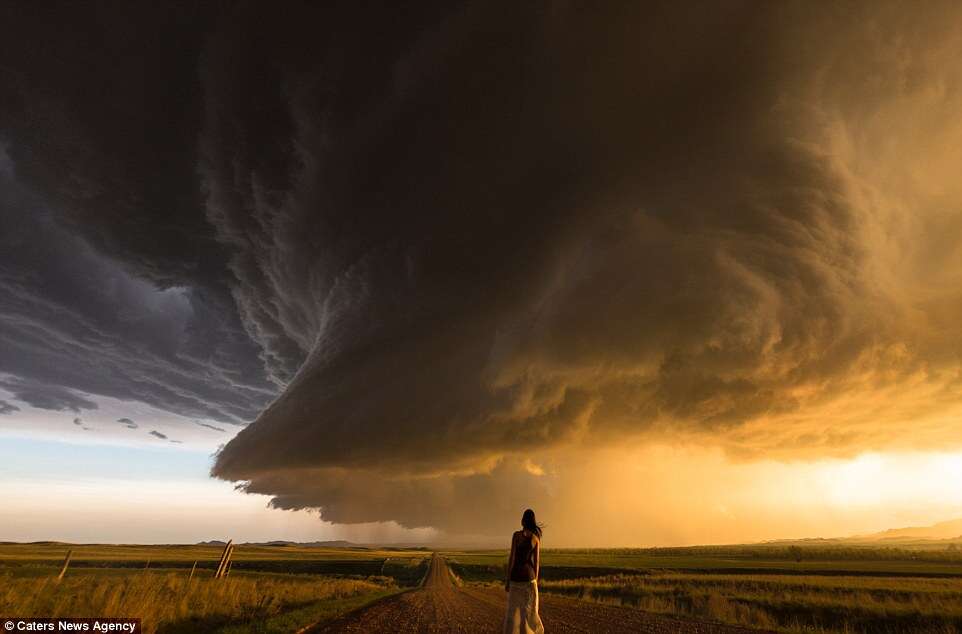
top-left (521, 508), bottom-right (543, 538)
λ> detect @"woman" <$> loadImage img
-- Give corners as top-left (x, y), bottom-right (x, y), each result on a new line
top-left (503, 508), bottom-right (545, 634)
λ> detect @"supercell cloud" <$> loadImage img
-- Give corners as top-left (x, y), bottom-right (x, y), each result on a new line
top-left (0, 376), bottom-right (98, 413)
top-left (2, 2), bottom-right (962, 535)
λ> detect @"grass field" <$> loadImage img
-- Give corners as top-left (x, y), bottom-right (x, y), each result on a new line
top-left (6, 542), bottom-right (962, 632)
top-left (0, 543), bottom-right (429, 633)
top-left (443, 546), bottom-right (962, 580)
top-left (445, 545), bottom-right (962, 633)
top-left (0, 543), bottom-right (430, 581)
top-left (0, 542), bottom-right (429, 563)
top-left (0, 569), bottom-right (400, 634)
top-left (537, 572), bottom-right (962, 633)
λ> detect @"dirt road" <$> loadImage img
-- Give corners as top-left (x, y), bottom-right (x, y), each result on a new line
top-left (309, 554), bottom-right (766, 633)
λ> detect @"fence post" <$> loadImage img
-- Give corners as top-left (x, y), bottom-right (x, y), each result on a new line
top-left (225, 544), bottom-right (234, 576)
top-left (57, 549), bottom-right (72, 582)
top-left (188, 560), bottom-right (197, 581)
top-left (214, 540), bottom-right (234, 579)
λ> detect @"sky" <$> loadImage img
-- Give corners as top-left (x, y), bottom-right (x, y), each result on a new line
top-left (1, 1), bottom-right (961, 546)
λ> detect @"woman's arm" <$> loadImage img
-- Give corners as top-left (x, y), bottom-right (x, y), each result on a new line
top-left (534, 537), bottom-right (540, 582)
top-left (505, 532), bottom-right (517, 591)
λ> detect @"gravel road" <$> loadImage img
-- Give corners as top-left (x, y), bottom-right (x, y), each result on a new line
top-left (308, 554), bottom-right (769, 633)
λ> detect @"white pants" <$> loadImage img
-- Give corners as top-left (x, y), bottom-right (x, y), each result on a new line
top-left (503, 580), bottom-right (545, 634)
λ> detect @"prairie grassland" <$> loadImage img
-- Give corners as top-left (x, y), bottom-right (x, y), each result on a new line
top-left (0, 570), bottom-right (397, 634)
top-left (0, 542), bottom-right (429, 562)
top-left (539, 572), bottom-right (962, 633)
top-left (0, 543), bottom-right (430, 582)
top-left (443, 546), bottom-right (962, 579)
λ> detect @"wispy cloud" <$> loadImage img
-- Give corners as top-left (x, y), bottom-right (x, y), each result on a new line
top-left (117, 418), bottom-right (138, 430)
top-left (195, 421), bottom-right (226, 433)
top-left (0, 377), bottom-right (97, 413)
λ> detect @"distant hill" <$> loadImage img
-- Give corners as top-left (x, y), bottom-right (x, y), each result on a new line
top-left (765, 517), bottom-right (962, 547)
top-left (855, 518), bottom-right (962, 542)
top-left (245, 540), bottom-right (359, 548)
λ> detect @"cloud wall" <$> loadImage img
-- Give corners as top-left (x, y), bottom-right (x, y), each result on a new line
top-left (2, 1), bottom-right (961, 536)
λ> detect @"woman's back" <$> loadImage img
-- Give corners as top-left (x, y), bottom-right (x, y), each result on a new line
top-left (503, 510), bottom-right (545, 634)
top-left (509, 530), bottom-right (539, 582)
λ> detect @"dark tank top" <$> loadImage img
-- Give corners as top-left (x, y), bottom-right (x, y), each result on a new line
top-left (510, 530), bottom-right (539, 582)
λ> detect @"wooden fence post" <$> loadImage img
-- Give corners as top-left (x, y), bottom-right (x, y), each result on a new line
top-left (214, 540), bottom-right (234, 579)
top-left (57, 549), bottom-right (72, 582)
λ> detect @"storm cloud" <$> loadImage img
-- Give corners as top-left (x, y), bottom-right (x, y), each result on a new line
top-left (0, 113), bottom-right (277, 425)
top-left (207, 1), bottom-right (962, 528)
top-left (0, 376), bottom-right (98, 413)
top-left (3, 2), bottom-right (962, 535)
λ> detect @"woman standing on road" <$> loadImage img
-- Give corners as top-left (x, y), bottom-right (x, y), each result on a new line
top-left (503, 508), bottom-right (545, 634)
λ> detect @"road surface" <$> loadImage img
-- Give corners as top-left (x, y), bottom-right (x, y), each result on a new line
top-left (308, 554), bottom-right (768, 633)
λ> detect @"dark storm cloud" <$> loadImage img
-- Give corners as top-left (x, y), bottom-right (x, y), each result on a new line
top-left (0, 142), bottom-right (278, 424)
top-left (0, 2), bottom-right (281, 427)
top-left (246, 458), bottom-right (553, 537)
top-left (0, 3), bottom-right (223, 288)
top-left (149, 430), bottom-right (168, 440)
top-left (72, 417), bottom-right (82, 426)
top-left (206, 1), bottom-right (962, 532)
top-left (3, 1), bottom-right (962, 535)
top-left (117, 418), bottom-right (138, 430)
top-left (204, 0), bottom-right (860, 481)
top-left (0, 377), bottom-right (98, 413)
top-left (0, 400), bottom-right (20, 415)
